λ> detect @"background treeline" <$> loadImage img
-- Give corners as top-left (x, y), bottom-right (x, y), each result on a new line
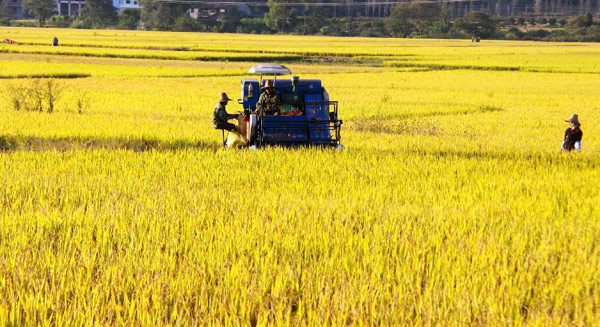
top-left (2, 0), bottom-right (600, 41)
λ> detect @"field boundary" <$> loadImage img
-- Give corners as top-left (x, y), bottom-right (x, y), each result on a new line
top-left (0, 73), bottom-right (91, 79)
top-left (0, 48), bottom-right (304, 62)
top-left (20, 41), bottom-right (416, 58)
top-left (384, 61), bottom-right (522, 72)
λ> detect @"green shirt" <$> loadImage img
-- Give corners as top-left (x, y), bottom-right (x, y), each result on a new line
top-left (212, 103), bottom-right (233, 127)
top-left (256, 92), bottom-right (280, 115)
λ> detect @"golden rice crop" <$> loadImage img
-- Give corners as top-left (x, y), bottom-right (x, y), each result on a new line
top-left (3, 26), bottom-right (600, 73)
top-left (0, 27), bottom-right (599, 326)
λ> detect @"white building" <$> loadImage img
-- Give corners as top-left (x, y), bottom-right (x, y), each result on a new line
top-left (112, 0), bottom-right (141, 11)
top-left (55, 0), bottom-right (140, 16)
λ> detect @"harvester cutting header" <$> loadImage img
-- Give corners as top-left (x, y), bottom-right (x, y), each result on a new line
top-left (212, 64), bottom-right (343, 150)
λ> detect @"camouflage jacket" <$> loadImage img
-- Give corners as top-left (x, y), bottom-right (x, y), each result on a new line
top-left (256, 92), bottom-right (280, 115)
top-left (212, 103), bottom-right (234, 127)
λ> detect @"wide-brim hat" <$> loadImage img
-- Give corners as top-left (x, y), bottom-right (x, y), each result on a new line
top-left (565, 114), bottom-right (580, 126)
top-left (219, 92), bottom-right (232, 102)
top-left (261, 80), bottom-right (275, 90)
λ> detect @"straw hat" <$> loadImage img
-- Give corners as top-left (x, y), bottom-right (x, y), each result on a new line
top-left (219, 92), bottom-right (232, 103)
top-left (565, 114), bottom-right (580, 126)
top-left (261, 79), bottom-right (275, 90)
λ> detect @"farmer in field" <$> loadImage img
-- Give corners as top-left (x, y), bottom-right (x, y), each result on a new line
top-left (52, 37), bottom-right (59, 46)
top-left (212, 92), bottom-right (239, 132)
top-left (256, 80), bottom-right (280, 116)
top-left (561, 114), bottom-right (582, 152)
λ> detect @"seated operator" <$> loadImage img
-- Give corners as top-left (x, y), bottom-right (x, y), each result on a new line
top-left (212, 92), bottom-right (239, 132)
top-left (255, 80), bottom-right (280, 116)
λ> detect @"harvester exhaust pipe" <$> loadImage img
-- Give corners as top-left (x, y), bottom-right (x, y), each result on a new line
top-left (291, 76), bottom-right (300, 103)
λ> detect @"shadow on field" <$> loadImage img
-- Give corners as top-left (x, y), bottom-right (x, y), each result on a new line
top-left (0, 135), bottom-right (220, 152)
top-left (349, 105), bottom-right (502, 134)
top-left (395, 147), bottom-right (598, 166)
top-left (385, 61), bottom-right (521, 72)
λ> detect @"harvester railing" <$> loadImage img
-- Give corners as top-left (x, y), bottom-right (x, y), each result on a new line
top-left (256, 101), bottom-right (342, 146)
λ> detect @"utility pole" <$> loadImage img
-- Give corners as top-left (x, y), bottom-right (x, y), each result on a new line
top-left (334, 1), bottom-right (336, 18)
top-left (303, 5), bottom-right (307, 35)
top-left (347, 0), bottom-right (350, 17)
top-left (282, 0), bottom-right (288, 33)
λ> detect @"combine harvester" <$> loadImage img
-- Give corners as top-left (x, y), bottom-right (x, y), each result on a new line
top-left (227, 64), bottom-right (344, 151)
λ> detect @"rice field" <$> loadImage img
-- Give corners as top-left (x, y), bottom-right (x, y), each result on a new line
top-left (1, 27), bottom-right (599, 326)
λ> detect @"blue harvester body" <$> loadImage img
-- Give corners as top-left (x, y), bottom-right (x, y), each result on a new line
top-left (240, 77), bottom-right (342, 147)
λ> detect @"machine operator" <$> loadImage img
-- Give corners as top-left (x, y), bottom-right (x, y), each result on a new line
top-left (212, 92), bottom-right (239, 132)
top-left (255, 80), bottom-right (280, 116)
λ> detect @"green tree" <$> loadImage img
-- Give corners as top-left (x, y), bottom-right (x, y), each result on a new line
top-left (567, 13), bottom-right (594, 29)
top-left (141, 0), bottom-right (186, 30)
top-left (303, 9), bottom-right (326, 34)
top-left (196, 15), bottom-right (218, 32)
top-left (238, 17), bottom-right (269, 34)
top-left (0, 4), bottom-right (13, 26)
top-left (173, 14), bottom-right (196, 32)
top-left (23, 0), bottom-right (55, 26)
top-left (118, 8), bottom-right (140, 30)
top-left (385, 2), bottom-right (441, 37)
top-left (461, 11), bottom-right (497, 38)
top-left (80, 0), bottom-right (117, 28)
top-left (51, 14), bottom-right (73, 27)
top-left (385, 3), bottom-right (413, 37)
top-left (358, 19), bottom-right (386, 37)
top-left (409, 2), bottom-right (441, 35)
top-left (218, 7), bottom-right (244, 33)
top-left (439, 3), bottom-right (452, 31)
top-left (265, 0), bottom-right (295, 33)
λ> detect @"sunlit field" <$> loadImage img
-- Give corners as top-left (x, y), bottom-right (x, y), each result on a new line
top-left (1, 27), bottom-right (599, 326)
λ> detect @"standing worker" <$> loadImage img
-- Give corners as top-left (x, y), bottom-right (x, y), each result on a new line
top-left (212, 92), bottom-right (239, 132)
top-left (561, 114), bottom-right (583, 152)
top-left (52, 37), bottom-right (59, 46)
top-left (256, 80), bottom-right (280, 116)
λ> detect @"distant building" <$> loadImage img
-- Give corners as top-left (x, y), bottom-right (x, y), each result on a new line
top-left (56, 0), bottom-right (84, 16)
top-left (1, 0), bottom-right (25, 18)
top-left (112, 0), bottom-right (141, 12)
top-left (54, 0), bottom-right (140, 16)
top-left (189, 4), bottom-right (250, 19)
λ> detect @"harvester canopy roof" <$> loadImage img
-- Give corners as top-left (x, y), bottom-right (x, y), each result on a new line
top-left (249, 63), bottom-right (291, 75)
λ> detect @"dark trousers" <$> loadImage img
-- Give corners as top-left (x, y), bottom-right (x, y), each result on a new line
top-left (215, 122), bottom-right (236, 132)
